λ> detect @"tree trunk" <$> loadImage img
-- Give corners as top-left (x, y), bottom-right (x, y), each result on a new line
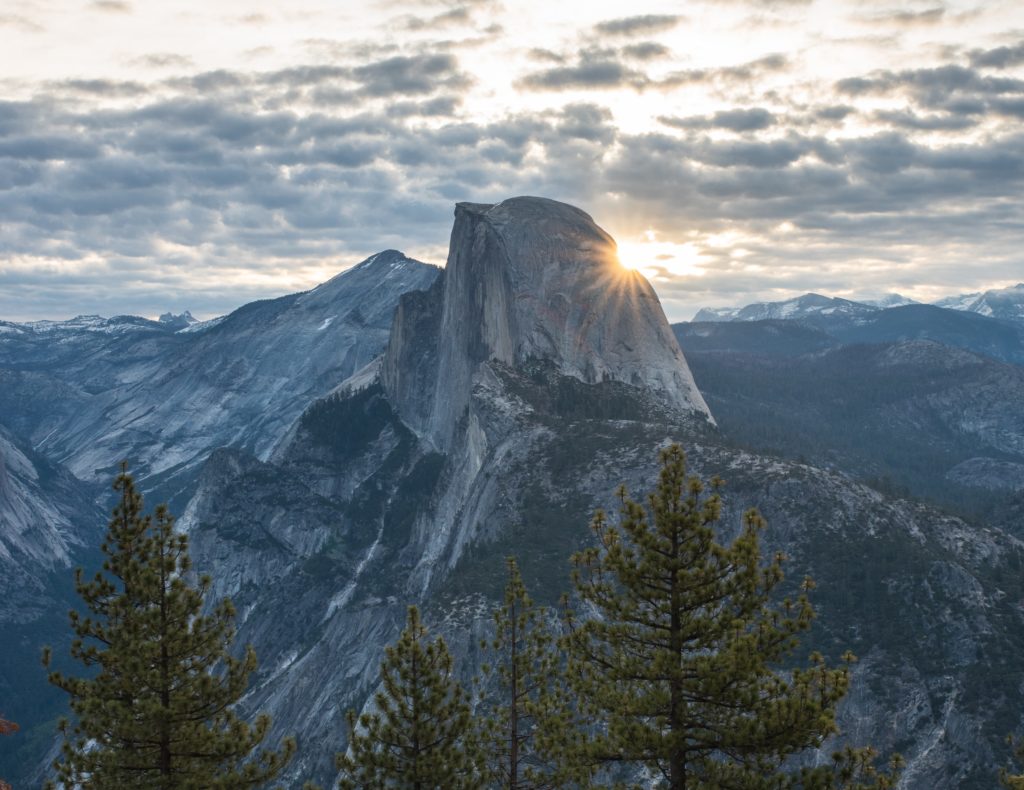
top-left (159, 528), bottom-right (172, 786)
top-left (669, 522), bottom-right (685, 790)
top-left (510, 596), bottom-right (519, 790)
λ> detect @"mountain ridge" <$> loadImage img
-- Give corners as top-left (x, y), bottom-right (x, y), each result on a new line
top-left (3, 198), bottom-right (1023, 788)
top-left (173, 198), bottom-right (1024, 788)
top-left (693, 282), bottom-right (1024, 325)
top-left (0, 251), bottom-right (440, 502)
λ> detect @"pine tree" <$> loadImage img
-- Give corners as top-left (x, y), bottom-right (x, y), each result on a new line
top-left (563, 443), bottom-right (897, 789)
top-left (44, 464), bottom-right (295, 789)
top-left (477, 557), bottom-right (589, 789)
top-left (337, 605), bottom-right (482, 789)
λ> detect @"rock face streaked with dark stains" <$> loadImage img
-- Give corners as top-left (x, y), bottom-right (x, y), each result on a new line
top-left (4, 199), bottom-right (1023, 788)
top-left (381, 197), bottom-right (711, 452)
top-left (179, 200), bottom-right (1023, 788)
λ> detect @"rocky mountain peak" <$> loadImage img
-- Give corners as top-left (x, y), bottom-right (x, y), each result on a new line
top-left (353, 249), bottom-right (414, 269)
top-left (693, 292), bottom-right (879, 323)
top-left (299, 251), bottom-right (438, 313)
top-left (158, 310), bottom-right (198, 331)
top-left (381, 196), bottom-right (712, 450)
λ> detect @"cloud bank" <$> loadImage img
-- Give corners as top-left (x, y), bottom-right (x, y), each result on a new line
top-left (0, 0), bottom-right (1021, 320)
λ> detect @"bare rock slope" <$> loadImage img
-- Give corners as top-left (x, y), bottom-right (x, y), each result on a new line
top-left (382, 197), bottom-right (711, 451)
top-left (0, 252), bottom-right (439, 498)
top-left (175, 199), bottom-right (1024, 789)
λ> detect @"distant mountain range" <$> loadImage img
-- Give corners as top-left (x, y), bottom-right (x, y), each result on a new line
top-left (676, 292), bottom-right (1024, 519)
top-left (693, 282), bottom-right (1024, 324)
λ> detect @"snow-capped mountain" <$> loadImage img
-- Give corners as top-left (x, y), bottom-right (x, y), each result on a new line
top-left (694, 284), bottom-right (1024, 327)
top-left (935, 282), bottom-right (1024, 323)
top-left (862, 293), bottom-right (918, 308)
top-left (692, 293), bottom-right (879, 323)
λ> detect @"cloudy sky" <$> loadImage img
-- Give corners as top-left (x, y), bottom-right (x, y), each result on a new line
top-left (1, 0), bottom-right (1022, 322)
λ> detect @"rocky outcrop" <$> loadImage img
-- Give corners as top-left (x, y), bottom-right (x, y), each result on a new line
top-left (381, 198), bottom-right (711, 450)
top-left (176, 198), bottom-right (1024, 788)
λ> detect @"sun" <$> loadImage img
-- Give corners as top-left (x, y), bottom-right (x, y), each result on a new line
top-left (616, 231), bottom-right (706, 279)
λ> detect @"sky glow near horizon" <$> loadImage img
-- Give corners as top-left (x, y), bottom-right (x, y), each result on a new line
top-left (0, 0), bottom-right (1022, 322)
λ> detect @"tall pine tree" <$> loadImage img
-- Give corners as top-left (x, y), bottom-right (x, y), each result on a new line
top-left (337, 605), bottom-right (482, 789)
top-left (563, 444), bottom-right (896, 789)
top-left (477, 557), bottom-right (588, 789)
top-left (44, 464), bottom-right (295, 789)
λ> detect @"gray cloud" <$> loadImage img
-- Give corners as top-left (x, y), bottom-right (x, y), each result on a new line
top-left (859, 6), bottom-right (945, 27)
top-left (131, 53), bottom-right (196, 70)
top-left (403, 7), bottom-right (471, 30)
top-left (621, 42), bottom-right (671, 61)
top-left (969, 41), bottom-right (1024, 69)
top-left (992, 97), bottom-right (1024, 118)
top-left (594, 14), bottom-right (682, 36)
top-left (659, 54), bottom-right (789, 87)
top-left (90, 0), bottom-right (132, 12)
top-left (4, 69), bottom-right (1019, 320)
top-left (0, 134), bottom-right (102, 160)
top-left (815, 105), bottom-right (856, 121)
top-left (0, 85), bottom-right (616, 319)
top-left (519, 54), bottom-right (648, 91)
top-left (52, 78), bottom-right (148, 97)
top-left (660, 107), bottom-right (776, 132)
top-left (836, 64), bottom-right (1024, 104)
top-left (833, 60), bottom-right (1024, 136)
top-left (2, 28), bottom-right (1023, 322)
top-left (555, 103), bottom-right (615, 144)
top-left (520, 50), bottom-right (788, 93)
top-left (385, 95), bottom-right (462, 117)
top-left (872, 108), bottom-right (978, 131)
top-left (353, 53), bottom-right (472, 96)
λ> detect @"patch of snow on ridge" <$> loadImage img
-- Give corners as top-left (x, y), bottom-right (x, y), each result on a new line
top-left (179, 315), bottom-right (226, 333)
top-left (863, 293), bottom-right (918, 308)
top-left (935, 293), bottom-right (982, 311)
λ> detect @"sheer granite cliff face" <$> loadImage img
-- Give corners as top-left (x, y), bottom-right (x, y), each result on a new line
top-left (171, 199), bottom-right (1024, 789)
top-left (10, 198), bottom-right (1024, 788)
top-left (381, 197), bottom-right (711, 451)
